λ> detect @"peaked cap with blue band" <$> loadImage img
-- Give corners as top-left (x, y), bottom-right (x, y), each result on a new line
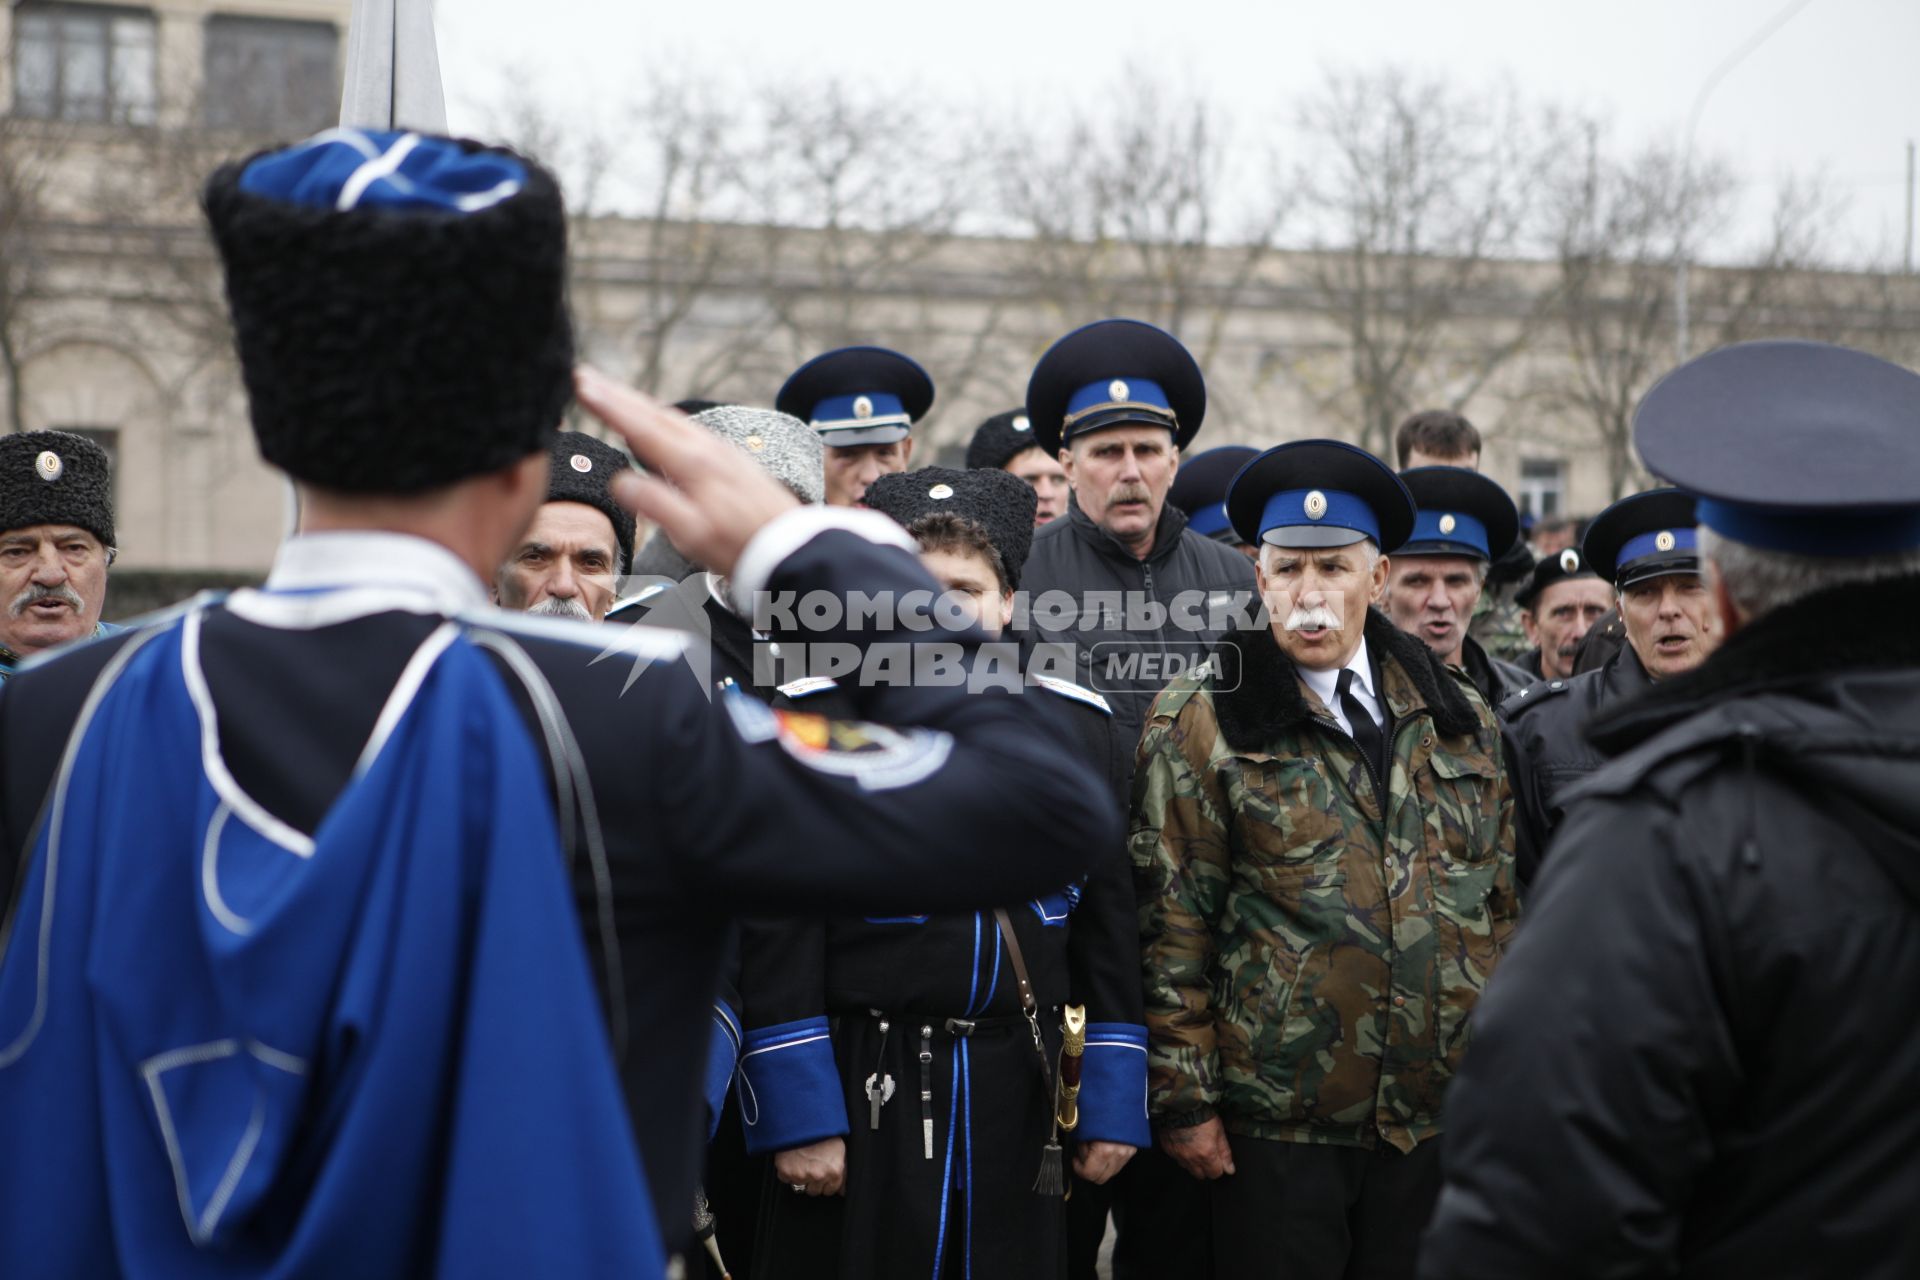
top-left (1396, 466), bottom-right (1520, 563)
top-left (1635, 340), bottom-right (1920, 557)
top-left (1226, 440), bottom-right (1415, 552)
top-left (204, 129), bottom-right (572, 495)
top-left (1024, 319), bottom-right (1206, 456)
top-left (776, 347), bottom-right (934, 448)
top-left (1169, 445), bottom-right (1259, 541)
top-left (1582, 488), bottom-right (1699, 588)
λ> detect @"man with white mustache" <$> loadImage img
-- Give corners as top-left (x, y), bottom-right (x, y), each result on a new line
top-left (1133, 439), bottom-right (1517, 1280)
top-left (0, 431), bottom-right (118, 681)
top-left (496, 431), bottom-right (635, 624)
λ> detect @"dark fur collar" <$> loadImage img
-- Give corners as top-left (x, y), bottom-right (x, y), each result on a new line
top-left (1589, 574), bottom-right (1920, 753)
top-left (1212, 608), bottom-right (1482, 751)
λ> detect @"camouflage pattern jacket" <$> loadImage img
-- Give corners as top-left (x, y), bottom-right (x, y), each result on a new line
top-left (1131, 610), bottom-right (1519, 1153)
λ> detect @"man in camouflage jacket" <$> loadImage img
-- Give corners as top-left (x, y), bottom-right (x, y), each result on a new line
top-left (1131, 439), bottom-right (1519, 1280)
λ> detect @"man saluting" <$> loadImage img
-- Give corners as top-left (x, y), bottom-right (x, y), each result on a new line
top-left (0, 130), bottom-right (1107, 1278)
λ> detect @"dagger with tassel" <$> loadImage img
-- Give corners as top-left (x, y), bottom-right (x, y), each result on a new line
top-left (1033, 1003), bottom-right (1086, 1196)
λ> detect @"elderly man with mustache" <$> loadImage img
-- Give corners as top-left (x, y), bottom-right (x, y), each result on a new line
top-left (496, 431), bottom-right (635, 624)
top-left (1132, 439), bottom-right (1518, 1280)
top-left (0, 431), bottom-right (118, 681)
top-left (1499, 489), bottom-right (1722, 886)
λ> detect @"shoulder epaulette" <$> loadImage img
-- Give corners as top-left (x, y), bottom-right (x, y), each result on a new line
top-left (1499, 677), bottom-right (1575, 720)
top-left (776, 675), bottom-right (839, 700)
top-left (1032, 673), bottom-right (1111, 716)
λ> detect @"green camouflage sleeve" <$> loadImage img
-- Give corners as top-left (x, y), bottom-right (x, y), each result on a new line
top-left (1129, 689), bottom-right (1231, 1125)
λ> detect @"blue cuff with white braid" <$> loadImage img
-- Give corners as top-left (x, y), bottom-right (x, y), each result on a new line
top-left (704, 1002), bottom-right (743, 1140)
top-left (1076, 1022), bottom-right (1152, 1148)
top-left (738, 1016), bottom-right (848, 1154)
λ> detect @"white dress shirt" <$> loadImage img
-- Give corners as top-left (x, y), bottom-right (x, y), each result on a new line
top-left (1298, 636), bottom-right (1383, 737)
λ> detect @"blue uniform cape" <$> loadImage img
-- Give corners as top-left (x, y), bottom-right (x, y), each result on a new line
top-left (0, 607), bottom-right (662, 1276)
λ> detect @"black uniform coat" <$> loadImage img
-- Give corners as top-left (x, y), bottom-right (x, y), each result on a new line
top-left (738, 668), bottom-right (1146, 1280)
top-left (0, 525), bottom-right (1111, 1267)
top-left (622, 569), bottom-right (867, 1280)
top-left (1421, 576), bottom-right (1920, 1279)
top-left (1019, 496), bottom-right (1248, 1280)
top-left (1498, 644), bottom-right (1652, 884)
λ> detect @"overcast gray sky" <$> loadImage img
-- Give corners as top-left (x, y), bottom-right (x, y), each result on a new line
top-left (437, 0), bottom-right (1919, 262)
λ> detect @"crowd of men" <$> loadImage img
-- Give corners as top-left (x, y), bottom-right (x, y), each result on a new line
top-left (0, 128), bottom-right (1915, 1280)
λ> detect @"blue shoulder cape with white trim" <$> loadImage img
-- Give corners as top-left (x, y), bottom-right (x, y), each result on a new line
top-left (0, 607), bottom-right (661, 1276)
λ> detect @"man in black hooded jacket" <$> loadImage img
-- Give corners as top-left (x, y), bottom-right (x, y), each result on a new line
top-left (1421, 340), bottom-right (1920, 1280)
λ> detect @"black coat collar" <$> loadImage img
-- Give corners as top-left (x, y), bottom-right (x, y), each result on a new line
top-left (1589, 574), bottom-right (1920, 753)
top-left (1065, 494), bottom-right (1192, 567)
top-left (1213, 608), bottom-right (1482, 752)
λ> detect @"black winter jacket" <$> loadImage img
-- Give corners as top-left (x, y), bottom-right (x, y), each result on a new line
top-left (1421, 576), bottom-right (1920, 1280)
top-left (1499, 644), bottom-right (1653, 883)
top-left (1460, 634), bottom-right (1532, 710)
top-left (1019, 497), bottom-right (1256, 751)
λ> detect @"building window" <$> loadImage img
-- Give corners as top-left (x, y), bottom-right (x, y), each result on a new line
top-left (202, 16), bottom-right (339, 136)
top-left (1517, 457), bottom-right (1566, 519)
top-left (11, 4), bottom-right (157, 125)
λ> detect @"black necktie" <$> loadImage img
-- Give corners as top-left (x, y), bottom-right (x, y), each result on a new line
top-left (1337, 668), bottom-right (1386, 783)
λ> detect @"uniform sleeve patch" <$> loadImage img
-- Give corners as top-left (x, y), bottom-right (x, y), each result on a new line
top-left (766, 709), bottom-right (954, 791)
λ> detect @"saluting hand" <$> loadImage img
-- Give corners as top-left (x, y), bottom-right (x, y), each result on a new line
top-left (1158, 1116), bottom-right (1236, 1181)
top-left (573, 367), bottom-right (800, 579)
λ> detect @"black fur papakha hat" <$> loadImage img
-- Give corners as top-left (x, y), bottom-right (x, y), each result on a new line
top-left (544, 431), bottom-right (635, 568)
top-left (203, 129), bottom-right (573, 494)
top-left (965, 408), bottom-right (1043, 472)
top-left (866, 466), bottom-right (1039, 590)
top-left (0, 430), bottom-right (115, 548)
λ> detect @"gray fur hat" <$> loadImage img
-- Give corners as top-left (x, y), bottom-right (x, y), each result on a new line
top-left (692, 405), bottom-right (824, 506)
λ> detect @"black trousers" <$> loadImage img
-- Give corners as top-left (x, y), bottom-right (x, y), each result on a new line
top-left (1066, 1146), bottom-right (1212, 1280)
top-left (702, 1103), bottom-right (765, 1280)
top-left (1210, 1135), bottom-right (1442, 1280)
